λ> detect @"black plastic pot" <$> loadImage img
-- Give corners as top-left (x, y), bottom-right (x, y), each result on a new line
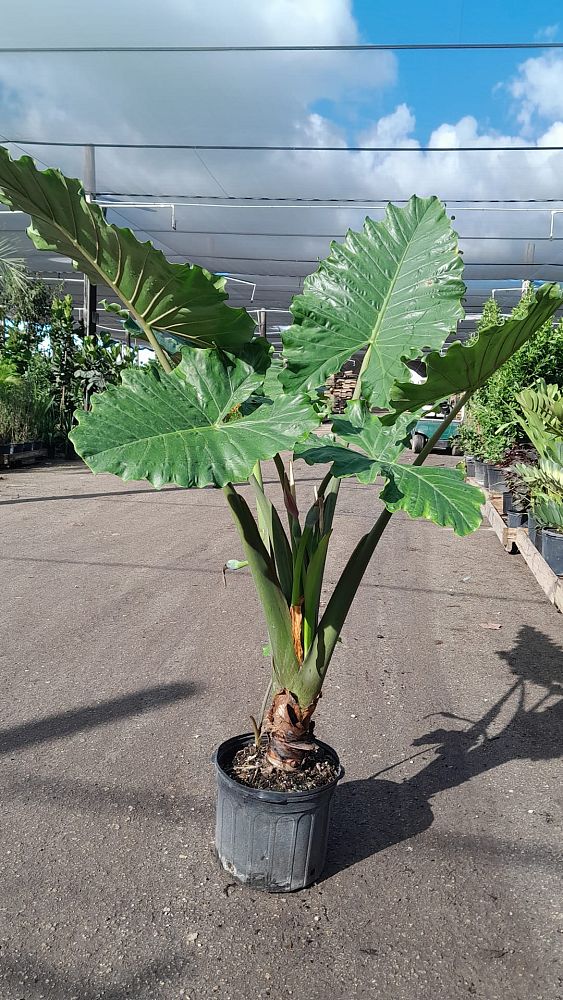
top-left (502, 492), bottom-right (514, 515)
top-left (0, 443), bottom-right (14, 455)
top-left (527, 513), bottom-right (542, 552)
top-left (473, 460), bottom-right (486, 485)
top-left (507, 510), bottom-right (528, 528)
top-left (541, 529), bottom-right (563, 575)
top-left (465, 455), bottom-right (475, 478)
top-left (486, 465), bottom-right (507, 494)
top-left (214, 734), bottom-right (343, 893)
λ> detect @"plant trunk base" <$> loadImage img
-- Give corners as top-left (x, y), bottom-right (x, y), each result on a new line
top-left (263, 689), bottom-right (318, 771)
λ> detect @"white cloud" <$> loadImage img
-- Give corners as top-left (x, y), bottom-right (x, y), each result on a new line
top-left (1, 9), bottom-right (563, 304)
top-left (508, 53), bottom-right (563, 127)
top-left (359, 104), bottom-right (417, 147)
top-left (534, 24), bottom-right (559, 42)
top-left (0, 0), bottom-right (396, 195)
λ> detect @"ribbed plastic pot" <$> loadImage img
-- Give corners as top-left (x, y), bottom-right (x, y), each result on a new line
top-left (473, 460), bottom-right (486, 485)
top-left (486, 466), bottom-right (507, 494)
top-left (483, 463), bottom-right (495, 488)
top-left (502, 492), bottom-right (514, 515)
top-left (465, 455), bottom-right (475, 478)
top-left (507, 510), bottom-right (528, 528)
top-left (541, 529), bottom-right (563, 576)
top-left (213, 734), bottom-right (343, 893)
top-left (527, 514), bottom-right (539, 550)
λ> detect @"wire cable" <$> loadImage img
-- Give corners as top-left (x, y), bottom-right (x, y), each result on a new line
top-left (93, 193), bottom-right (563, 203)
top-left (1, 43), bottom-right (563, 52)
top-left (4, 140), bottom-right (563, 152)
top-left (93, 193), bottom-right (563, 204)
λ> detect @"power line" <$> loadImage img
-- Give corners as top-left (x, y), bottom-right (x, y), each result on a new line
top-left (0, 43), bottom-right (563, 53)
top-left (97, 194), bottom-right (563, 203)
top-left (4, 140), bottom-right (563, 152)
top-left (94, 193), bottom-right (563, 204)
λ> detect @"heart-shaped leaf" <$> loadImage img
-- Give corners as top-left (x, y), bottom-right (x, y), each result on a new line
top-left (70, 348), bottom-right (319, 488)
top-left (281, 196), bottom-right (465, 406)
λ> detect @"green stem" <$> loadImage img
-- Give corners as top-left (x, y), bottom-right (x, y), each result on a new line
top-left (296, 507), bottom-right (391, 705)
top-left (352, 350), bottom-right (371, 400)
top-left (222, 482), bottom-right (299, 691)
top-left (296, 391), bottom-right (474, 706)
top-left (252, 460), bottom-right (264, 490)
top-left (316, 470), bottom-right (334, 497)
top-left (147, 331), bottom-right (173, 374)
top-left (273, 453), bottom-right (287, 490)
top-left (412, 391), bottom-right (471, 466)
top-left (273, 452), bottom-right (301, 549)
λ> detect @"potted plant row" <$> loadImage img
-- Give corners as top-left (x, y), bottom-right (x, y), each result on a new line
top-left (513, 382), bottom-right (563, 573)
top-left (0, 362), bottom-right (53, 459)
top-left (0, 148), bottom-right (561, 890)
top-left (497, 445), bottom-right (538, 527)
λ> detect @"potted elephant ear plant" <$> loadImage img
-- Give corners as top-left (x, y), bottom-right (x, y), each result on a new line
top-left (0, 150), bottom-right (561, 892)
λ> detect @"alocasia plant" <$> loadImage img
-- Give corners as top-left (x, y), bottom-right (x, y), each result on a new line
top-left (0, 147), bottom-right (560, 772)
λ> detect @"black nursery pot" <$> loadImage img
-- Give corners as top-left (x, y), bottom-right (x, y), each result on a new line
top-left (465, 455), bottom-right (475, 477)
top-left (214, 734), bottom-right (343, 893)
top-left (502, 492), bottom-right (514, 515)
top-left (541, 529), bottom-right (563, 576)
top-left (507, 510), bottom-right (528, 528)
top-left (486, 465), bottom-right (507, 494)
top-left (483, 462), bottom-right (492, 490)
top-left (473, 460), bottom-right (486, 485)
top-left (527, 513), bottom-right (542, 551)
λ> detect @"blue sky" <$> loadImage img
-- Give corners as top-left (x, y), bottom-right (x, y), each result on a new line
top-left (312, 0), bottom-right (563, 141)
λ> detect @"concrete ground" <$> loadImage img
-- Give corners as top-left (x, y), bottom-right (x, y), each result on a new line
top-left (0, 456), bottom-right (561, 1000)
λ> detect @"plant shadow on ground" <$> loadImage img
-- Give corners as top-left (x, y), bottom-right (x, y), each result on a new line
top-left (0, 953), bottom-right (190, 1000)
top-left (0, 681), bottom-right (198, 754)
top-left (324, 625), bottom-right (563, 878)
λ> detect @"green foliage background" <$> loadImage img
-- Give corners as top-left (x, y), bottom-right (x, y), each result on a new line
top-left (459, 290), bottom-right (563, 461)
top-left (0, 271), bottom-right (136, 447)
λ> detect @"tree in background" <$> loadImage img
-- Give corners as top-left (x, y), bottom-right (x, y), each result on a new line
top-left (0, 264), bottom-right (137, 451)
top-left (0, 271), bottom-right (54, 373)
top-left (74, 330), bottom-right (136, 411)
top-left (49, 294), bottom-right (80, 441)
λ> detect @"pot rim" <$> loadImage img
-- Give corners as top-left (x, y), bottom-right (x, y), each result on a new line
top-left (213, 732), bottom-right (344, 803)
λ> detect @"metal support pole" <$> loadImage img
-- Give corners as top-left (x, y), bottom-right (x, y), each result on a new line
top-left (82, 144), bottom-right (97, 337)
top-left (258, 308), bottom-right (267, 340)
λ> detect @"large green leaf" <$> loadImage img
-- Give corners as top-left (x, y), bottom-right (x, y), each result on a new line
top-left (331, 404), bottom-right (415, 483)
top-left (379, 464), bottom-right (484, 536)
top-left (294, 404), bottom-right (483, 535)
top-left (0, 148), bottom-right (254, 350)
top-left (294, 403), bottom-right (414, 484)
top-left (69, 348), bottom-right (319, 488)
top-left (280, 196), bottom-right (465, 405)
top-left (386, 283), bottom-right (563, 420)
